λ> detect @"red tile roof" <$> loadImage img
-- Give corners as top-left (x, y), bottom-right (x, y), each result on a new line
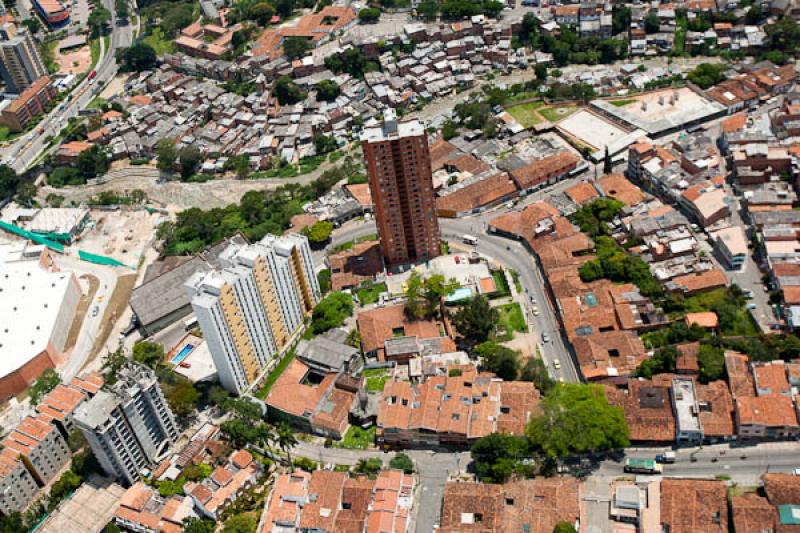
top-left (509, 152), bottom-right (579, 190)
top-left (660, 479), bottom-right (728, 533)
top-left (736, 394), bottom-right (798, 428)
top-left (436, 172), bottom-right (518, 216)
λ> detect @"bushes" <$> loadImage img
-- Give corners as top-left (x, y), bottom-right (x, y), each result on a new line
top-left (578, 237), bottom-right (662, 298)
top-left (310, 292), bottom-right (354, 334)
top-left (47, 166), bottom-right (84, 187)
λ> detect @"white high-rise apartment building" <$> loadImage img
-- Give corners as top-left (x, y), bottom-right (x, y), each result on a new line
top-left (185, 233), bottom-right (320, 395)
top-left (73, 363), bottom-right (178, 486)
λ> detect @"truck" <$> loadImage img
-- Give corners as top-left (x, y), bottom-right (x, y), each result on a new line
top-left (462, 234), bottom-right (479, 245)
top-left (655, 451), bottom-right (676, 464)
top-left (624, 458), bottom-right (663, 475)
top-left (88, 70), bottom-right (97, 83)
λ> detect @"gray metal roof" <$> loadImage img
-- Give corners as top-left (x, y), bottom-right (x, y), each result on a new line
top-left (295, 336), bottom-right (359, 372)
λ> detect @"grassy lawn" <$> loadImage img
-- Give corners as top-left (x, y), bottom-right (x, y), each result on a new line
top-left (329, 150), bottom-right (344, 163)
top-left (356, 282), bottom-right (387, 305)
top-left (509, 269), bottom-right (522, 293)
top-left (0, 126), bottom-right (9, 142)
top-left (89, 38), bottom-right (101, 70)
top-left (299, 155), bottom-right (326, 174)
top-left (495, 302), bottom-right (526, 341)
top-left (337, 425), bottom-right (376, 450)
top-left (252, 165), bottom-right (300, 179)
top-left (254, 349), bottom-right (296, 399)
top-left (143, 28), bottom-right (175, 55)
top-left (610, 99), bottom-right (638, 107)
top-left (363, 368), bottom-right (390, 392)
top-left (491, 270), bottom-right (510, 297)
top-left (506, 101), bottom-right (544, 128)
top-left (87, 96), bottom-right (107, 110)
top-left (539, 106), bottom-right (578, 123)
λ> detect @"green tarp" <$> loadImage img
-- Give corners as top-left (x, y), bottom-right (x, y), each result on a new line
top-left (0, 220), bottom-right (65, 253)
top-left (78, 250), bottom-right (133, 269)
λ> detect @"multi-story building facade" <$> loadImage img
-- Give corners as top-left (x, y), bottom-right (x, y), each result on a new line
top-left (74, 363), bottom-right (178, 486)
top-left (1, 414), bottom-right (70, 486)
top-left (0, 75), bottom-right (56, 131)
top-left (361, 109), bottom-right (441, 267)
top-left (185, 233), bottom-right (320, 394)
top-left (0, 23), bottom-right (47, 93)
top-left (0, 450), bottom-right (39, 515)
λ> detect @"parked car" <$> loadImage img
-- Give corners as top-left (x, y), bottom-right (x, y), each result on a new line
top-left (746, 303), bottom-right (758, 310)
top-left (542, 332), bottom-right (551, 343)
top-left (532, 306), bottom-right (539, 316)
top-left (552, 359), bottom-right (561, 369)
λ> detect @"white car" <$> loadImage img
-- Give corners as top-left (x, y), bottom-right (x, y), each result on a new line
top-left (532, 306), bottom-right (539, 316)
top-left (552, 359), bottom-right (561, 370)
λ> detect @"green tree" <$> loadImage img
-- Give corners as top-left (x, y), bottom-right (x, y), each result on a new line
top-left (520, 357), bottom-right (555, 395)
top-left (165, 382), bottom-right (199, 417)
top-left (104, 524), bottom-right (122, 533)
top-left (416, 0), bottom-right (439, 20)
top-left (160, 4), bottom-right (193, 36)
top-left (178, 145), bottom-right (203, 180)
top-left (404, 272), bottom-right (426, 320)
top-left (67, 428), bottom-right (87, 453)
top-left (303, 220), bottom-right (334, 244)
top-left (223, 514), bottom-right (257, 533)
top-left (156, 138), bottom-right (177, 173)
top-left (687, 63), bottom-right (726, 89)
top-left (311, 292), bottom-right (354, 333)
top-left (612, 5), bottom-right (630, 35)
top-left (470, 433), bottom-right (530, 483)
top-left (554, 522), bottom-right (578, 533)
top-left (15, 181), bottom-right (36, 206)
top-left (476, 341), bottom-right (519, 381)
top-left (22, 18), bottom-right (41, 34)
top-left (48, 470), bottom-right (82, 511)
top-left (644, 12), bottom-right (659, 34)
top-left (389, 453), bottom-right (414, 473)
top-left (765, 16), bottom-right (800, 53)
top-left (183, 517), bottom-right (216, 533)
top-left (76, 145), bottom-right (110, 179)
top-left (534, 63), bottom-right (548, 82)
top-left (451, 295), bottom-right (498, 346)
top-left (636, 346), bottom-right (678, 379)
top-left (88, 6), bottom-right (111, 36)
top-left (132, 341), bottom-right (164, 369)
top-left (358, 7), bottom-right (380, 22)
top-left (248, 2), bottom-right (275, 23)
top-left (527, 384), bottom-right (629, 457)
top-left (274, 75), bottom-right (307, 105)
top-left (283, 36), bottom-right (311, 58)
top-left (698, 343), bottom-right (725, 383)
top-left (315, 79), bottom-right (340, 102)
top-left (101, 346), bottom-right (127, 386)
top-left (0, 513), bottom-right (24, 533)
top-left (313, 132), bottom-right (337, 154)
top-left (352, 457), bottom-right (383, 477)
top-left (276, 422), bottom-right (298, 466)
top-left (442, 120), bottom-right (459, 140)
top-left (422, 274), bottom-right (460, 319)
top-left (117, 43), bottom-right (157, 72)
top-left (29, 368), bottom-right (61, 404)
top-left (0, 164), bottom-right (20, 200)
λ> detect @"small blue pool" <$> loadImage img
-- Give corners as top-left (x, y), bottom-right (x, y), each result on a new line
top-left (446, 287), bottom-right (474, 303)
top-left (171, 344), bottom-right (195, 364)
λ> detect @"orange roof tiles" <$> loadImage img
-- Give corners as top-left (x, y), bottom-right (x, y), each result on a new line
top-left (731, 492), bottom-right (778, 533)
top-left (377, 366), bottom-right (539, 441)
top-left (597, 173), bottom-right (645, 206)
top-left (684, 312), bottom-right (719, 329)
top-left (436, 172), bottom-right (518, 216)
top-left (565, 182), bottom-right (599, 206)
top-left (607, 377), bottom-right (675, 442)
top-left (764, 473), bottom-right (800, 506)
top-left (253, 6), bottom-right (357, 59)
top-left (737, 394), bottom-right (798, 428)
top-left (445, 153), bottom-right (491, 176)
top-left (357, 304), bottom-right (449, 359)
top-left (783, 286), bottom-right (800, 305)
top-left (344, 183), bottom-right (373, 208)
top-left (670, 268), bottom-right (727, 295)
top-left (722, 113), bottom-right (747, 133)
top-left (509, 152), bottom-right (579, 190)
top-left (6, 76), bottom-right (52, 113)
top-left (429, 138), bottom-right (460, 171)
top-left (440, 477), bottom-right (581, 533)
top-left (329, 240), bottom-right (382, 292)
top-left (129, 94), bottom-right (152, 106)
top-left (115, 482), bottom-right (192, 533)
top-left (36, 384), bottom-right (86, 422)
top-left (660, 479), bottom-right (728, 533)
top-left (725, 351), bottom-right (755, 398)
top-left (69, 372), bottom-right (104, 395)
top-left (572, 331), bottom-right (648, 379)
top-left (753, 361), bottom-right (791, 395)
top-left (696, 380), bottom-right (735, 438)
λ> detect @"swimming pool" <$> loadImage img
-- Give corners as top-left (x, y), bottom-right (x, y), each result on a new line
top-left (171, 343), bottom-right (195, 364)
top-left (446, 287), bottom-right (474, 303)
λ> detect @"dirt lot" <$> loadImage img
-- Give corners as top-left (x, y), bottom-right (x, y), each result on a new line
top-left (63, 273), bottom-right (99, 352)
top-left (77, 209), bottom-right (158, 265)
top-left (54, 43), bottom-right (91, 75)
top-left (87, 272), bottom-right (137, 367)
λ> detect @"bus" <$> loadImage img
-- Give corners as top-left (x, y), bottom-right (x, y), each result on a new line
top-left (624, 458), bottom-right (663, 475)
top-left (184, 316), bottom-right (199, 331)
top-left (462, 234), bottom-right (479, 245)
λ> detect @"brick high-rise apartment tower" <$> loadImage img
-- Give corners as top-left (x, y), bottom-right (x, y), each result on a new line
top-left (360, 109), bottom-right (441, 266)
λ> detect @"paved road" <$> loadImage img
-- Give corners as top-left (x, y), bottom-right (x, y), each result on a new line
top-left (325, 176), bottom-right (587, 382)
top-left (2, 0), bottom-right (131, 172)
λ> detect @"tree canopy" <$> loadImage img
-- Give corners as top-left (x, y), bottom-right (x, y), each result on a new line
top-left (451, 295), bottom-right (499, 345)
top-left (687, 63), bottom-right (726, 89)
top-left (303, 220), bottom-right (334, 244)
top-left (470, 433), bottom-right (531, 483)
top-left (274, 76), bottom-right (307, 105)
top-left (405, 272), bottom-right (459, 320)
top-left (283, 36), bottom-right (311, 59)
top-left (311, 292), bottom-right (354, 334)
top-left (476, 341), bottom-right (520, 381)
top-left (117, 43), bottom-right (157, 72)
top-left (527, 383), bottom-right (629, 457)
top-left (315, 80), bottom-right (340, 102)
top-left (132, 341), bottom-right (164, 369)
top-left (29, 368), bottom-right (61, 404)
